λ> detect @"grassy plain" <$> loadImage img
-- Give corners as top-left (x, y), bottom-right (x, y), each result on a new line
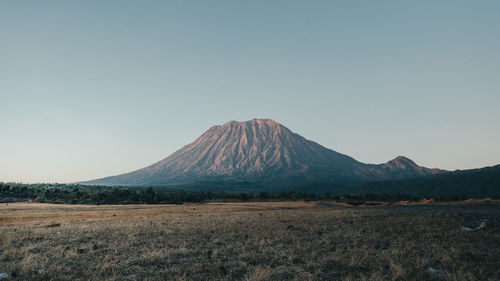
top-left (0, 201), bottom-right (499, 281)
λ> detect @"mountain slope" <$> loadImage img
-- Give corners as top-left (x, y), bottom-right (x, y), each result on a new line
top-left (357, 165), bottom-right (500, 197)
top-left (82, 119), bottom-right (443, 189)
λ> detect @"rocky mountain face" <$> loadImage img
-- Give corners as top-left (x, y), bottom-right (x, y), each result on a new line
top-left (82, 119), bottom-right (443, 189)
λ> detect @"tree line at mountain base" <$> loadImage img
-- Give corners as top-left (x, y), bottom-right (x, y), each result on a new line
top-left (0, 182), bottom-right (494, 205)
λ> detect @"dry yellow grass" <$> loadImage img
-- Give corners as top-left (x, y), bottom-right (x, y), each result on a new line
top-left (1, 201), bottom-right (499, 280)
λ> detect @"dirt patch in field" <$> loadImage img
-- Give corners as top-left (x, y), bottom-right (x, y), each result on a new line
top-left (0, 201), bottom-right (319, 225)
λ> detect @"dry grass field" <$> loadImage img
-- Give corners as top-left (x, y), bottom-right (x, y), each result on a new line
top-left (1, 201), bottom-right (499, 281)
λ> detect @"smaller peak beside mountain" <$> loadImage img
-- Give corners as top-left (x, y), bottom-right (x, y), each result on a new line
top-left (386, 156), bottom-right (418, 169)
top-left (374, 156), bottom-right (443, 179)
top-left (393, 156), bottom-right (412, 161)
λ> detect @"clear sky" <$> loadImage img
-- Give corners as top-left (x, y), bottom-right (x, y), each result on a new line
top-left (1, 1), bottom-right (499, 183)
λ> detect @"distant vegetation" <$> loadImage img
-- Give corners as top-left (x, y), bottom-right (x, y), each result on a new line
top-left (1, 180), bottom-right (497, 205)
top-left (0, 182), bottom-right (322, 204)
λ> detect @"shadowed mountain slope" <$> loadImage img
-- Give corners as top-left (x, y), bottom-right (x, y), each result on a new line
top-left (82, 119), bottom-right (443, 189)
top-left (358, 164), bottom-right (500, 197)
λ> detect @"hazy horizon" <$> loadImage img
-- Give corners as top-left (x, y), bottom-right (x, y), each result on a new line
top-left (1, 1), bottom-right (499, 183)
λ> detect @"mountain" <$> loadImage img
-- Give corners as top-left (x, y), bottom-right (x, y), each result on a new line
top-left (81, 119), bottom-right (443, 190)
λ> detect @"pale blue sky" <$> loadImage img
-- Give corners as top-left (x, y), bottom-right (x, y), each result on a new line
top-left (1, 1), bottom-right (499, 183)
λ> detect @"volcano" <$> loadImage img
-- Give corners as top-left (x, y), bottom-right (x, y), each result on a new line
top-left (81, 119), bottom-right (443, 190)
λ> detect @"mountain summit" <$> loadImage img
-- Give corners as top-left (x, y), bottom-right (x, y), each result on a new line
top-left (82, 119), bottom-right (442, 190)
